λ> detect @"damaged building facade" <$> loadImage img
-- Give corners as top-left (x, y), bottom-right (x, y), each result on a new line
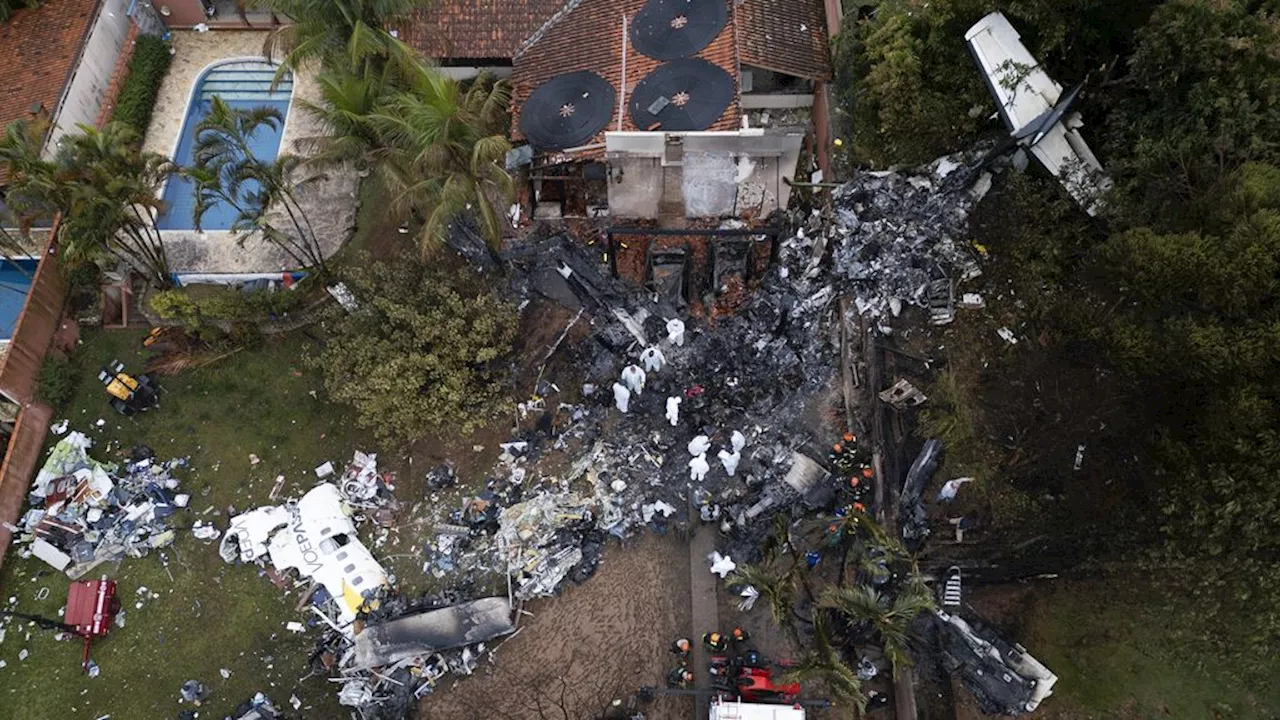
top-left (498, 0), bottom-right (837, 308)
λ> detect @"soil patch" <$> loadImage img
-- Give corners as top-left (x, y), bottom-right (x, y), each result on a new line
top-left (419, 532), bottom-right (695, 720)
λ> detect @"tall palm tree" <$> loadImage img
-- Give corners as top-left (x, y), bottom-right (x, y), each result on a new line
top-left (296, 68), bottom-right (391, 171)
top-left (56, 123), bottom-right (176, 287)
top-left (781, 614), bottom-right (867, 715)
top-left (372, 72), bottom-right (513, 253)
top-left (819, 575), bottom-right (935, 673)
top-left (255, 0), bottom-right (428, 84)
top-left (1, 119), bottom-right (175, 288)
top-left (186, 97), bottom-right (328, 272)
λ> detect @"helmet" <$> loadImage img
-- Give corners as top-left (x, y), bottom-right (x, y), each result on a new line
top-left (709, 632), bottom-right (722, 643)
top-left (732, 628), bottom-right (745, 639)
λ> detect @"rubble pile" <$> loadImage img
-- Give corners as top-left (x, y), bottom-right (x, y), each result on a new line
top-left (16, 432), bottom-right (190, 577)
top-left (784, 157), bottom-right (990, 322)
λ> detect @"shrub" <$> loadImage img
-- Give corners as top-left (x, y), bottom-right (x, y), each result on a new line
top-left (111, 35), bottom-right (173, 134)
top-left (36, 354), bottom-right (75, 408)
top-left (149, 283), bottom-right (310, 328)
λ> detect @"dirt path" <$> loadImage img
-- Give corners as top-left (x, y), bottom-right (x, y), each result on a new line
top-left (419, 532), bottom-right (695, 720)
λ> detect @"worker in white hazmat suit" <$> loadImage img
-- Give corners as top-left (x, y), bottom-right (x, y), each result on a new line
top-left (640, 346), bottom-right (666, 373)
top-left (665, 396), bottom-right (681, 427)
top-left (688, 435), bottom-right (712, 457)
top-left (689, 453), bottom-right (710, 482)
top-left (717, 448), bottom-right (741, 477)
top-left (621, 364), bottom-right (647, 396)
top-left (612, 382), bottom-right (631, 413)
top-left (666, 318), bottom-right (686, 347)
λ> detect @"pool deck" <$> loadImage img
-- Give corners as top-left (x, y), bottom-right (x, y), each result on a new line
top-left (143, 30), bottom-right (359, 274)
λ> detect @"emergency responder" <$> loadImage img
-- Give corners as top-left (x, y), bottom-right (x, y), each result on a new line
top-left (670, 637), bottom-right (692, 658)
top-left (730, 626), bottom-right (750, 646)
top-left (702, 631), bottom-right (728, 653)
top-left (667, 665), bottom-right (694, 689)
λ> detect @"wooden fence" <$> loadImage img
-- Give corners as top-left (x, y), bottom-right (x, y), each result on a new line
top-left (0, 228), bottom-right (69, 571)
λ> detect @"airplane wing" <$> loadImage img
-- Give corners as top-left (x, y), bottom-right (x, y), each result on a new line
top-left (1028, 119), bottom-right (1110, 216)
top-left (965, 12), bottom-right (1061, 133)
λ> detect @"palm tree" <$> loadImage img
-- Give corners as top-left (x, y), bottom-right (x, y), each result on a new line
top-left (55, 124), bottom-right (176, 287)
top-left (818, 575), bottom-right (935, 673)
top-left (372, 72), bottom-right (513, 253)
top-left (0, 119), bottom-right (175, 288)
top-left (255, 0), bottom-right (428, 84)
top-left (781, 614), bottom-right (867, 716)
top-left (296, 68), bottom-right (391, 171)
top-left (186, 97), bottom-right (328, 272)
top-left (728, 559), bottom-right (803, 644)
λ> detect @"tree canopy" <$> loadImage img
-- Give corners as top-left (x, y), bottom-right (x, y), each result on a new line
top-left (310, 255), bottom-right (518, 443)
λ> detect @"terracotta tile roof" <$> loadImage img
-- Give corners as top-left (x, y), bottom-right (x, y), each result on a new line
top-left (0, 0), bottom-right (99, 136)
top-left (511, 0), bottom-right (740, 152)
top-left (736, 0), bottom-right (831, 80)
top-left (397, 1), bottom-right (567, 60)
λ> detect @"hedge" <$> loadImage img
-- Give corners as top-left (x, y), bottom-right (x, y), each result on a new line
top-left (111, 35), bottom-right (173, 135)
top-left (149, 283), bottom-right (311, 328)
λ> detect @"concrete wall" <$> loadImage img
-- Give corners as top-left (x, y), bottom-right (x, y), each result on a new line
top-left (605, 131), bottom-right (805, 220)
top-left (47, 0), bottom-right (135, 152)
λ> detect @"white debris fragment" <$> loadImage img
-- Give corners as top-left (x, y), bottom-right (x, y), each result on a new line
top-left (708, 552), bottom-right (736, 578)
top-left (314, 461), bottom-right (335, 478)
top-left (286, 621), bottom-right (306, 633)
top-left (642, 501), bottom-right (677, 523)
top-left (50, 420), bottom-right (69, 435)
top-left (959, 292), bottom-right (985, 309)
top-left (220, 668), bottom-right (231, 679)
top-left (996, 327), bottom-right (1018, 344)
top-left (610, 479), bottom-right (627, 493)
top-left (737, 585), bottom-right (760, 611)
top-left (730, 430), bottom-right (746, 453)
top-left (17, 649), bottom-right (28, 661)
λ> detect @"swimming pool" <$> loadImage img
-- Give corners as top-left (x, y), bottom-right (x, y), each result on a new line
top-left (156, 60), bottom-right (294, 231)
top-left (0, 258), bottom-right (38, 340)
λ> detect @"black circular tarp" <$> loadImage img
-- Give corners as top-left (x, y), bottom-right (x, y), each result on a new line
top-left (520, 71), bottom-right (616, 150)
top-left (630, 0), bottom-right (728, 61)
top-left (629, 59), bottom-right (734, 132)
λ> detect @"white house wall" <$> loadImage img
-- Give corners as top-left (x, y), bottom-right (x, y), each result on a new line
top-left (47, 0), bottom-right (134, 153)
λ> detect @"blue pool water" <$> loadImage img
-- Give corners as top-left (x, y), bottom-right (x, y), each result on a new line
top-left (156, 61), bottom-right (294, 231)
top-left (0, 258), bottom-right (38, 339)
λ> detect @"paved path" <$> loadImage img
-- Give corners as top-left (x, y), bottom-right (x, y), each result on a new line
top-left (689, 524), bottom-right (720, 719)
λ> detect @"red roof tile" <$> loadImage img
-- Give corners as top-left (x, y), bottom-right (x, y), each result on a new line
top-left (397, 1), bottom-right (567, 60)
top-left (511, 0), bottom-right (741, 150)
top-left (0, 0), bottom-right (99, 135)
top-left (736, 0), bottom-right (831, 80)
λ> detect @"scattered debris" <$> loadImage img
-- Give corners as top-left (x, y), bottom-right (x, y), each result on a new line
top-left (933, 610), bottom-right (1058, 715)
top-left (17, 434), bottom-right (190, 577)
top-left (879, 378), bottom-right (928, 409)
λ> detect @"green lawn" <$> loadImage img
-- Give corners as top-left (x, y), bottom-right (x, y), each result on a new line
top-left (1010, 579), bottom-right (1280, 720)
top-left (0, 328), bottom-right (376, 719)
